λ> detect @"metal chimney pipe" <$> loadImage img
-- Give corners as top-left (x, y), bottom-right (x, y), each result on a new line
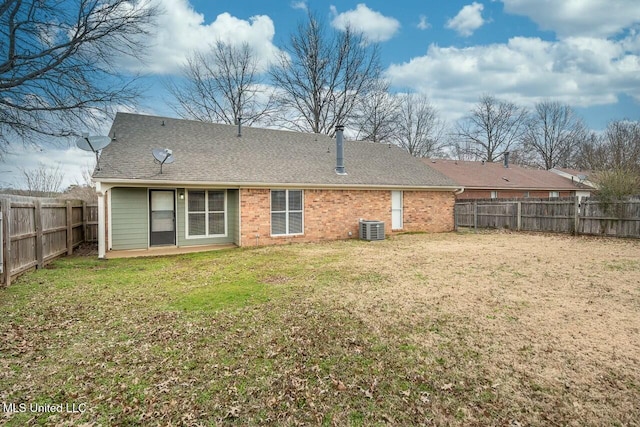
top-left (335, 125), bottom-right (346, 175)
top-left (237, 117), bottom-right (242, 137)
top-left (504, 151), bottom-right (510, 168)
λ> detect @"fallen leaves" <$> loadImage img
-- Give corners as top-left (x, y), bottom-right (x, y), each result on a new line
top-left (0, 233), bottom-right (639, 425)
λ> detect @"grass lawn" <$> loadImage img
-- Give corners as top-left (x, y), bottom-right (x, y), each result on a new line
top-left (1, 232), bottom-right (639, 426)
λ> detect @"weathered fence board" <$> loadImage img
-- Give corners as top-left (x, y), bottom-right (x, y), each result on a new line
top-left (456, 197), bottom-right (640, 239)
top-left (0, 195), bottom-right (98, 286)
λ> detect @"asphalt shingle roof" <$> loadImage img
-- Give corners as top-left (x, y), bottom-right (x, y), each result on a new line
top-left (94, 113), bottom-right (458, 189)
top-left (424, 159), bottom-right (591, 190)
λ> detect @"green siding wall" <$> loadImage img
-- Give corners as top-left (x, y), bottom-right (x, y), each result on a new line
top-left (111, 187), bottom-right (148, 250)
top-left (176, 189), bottom-right (239, 246)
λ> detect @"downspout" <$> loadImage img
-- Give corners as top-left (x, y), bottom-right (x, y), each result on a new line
top-left (95, 182), bottom-right (114, 259)
top-left (454, 187), bottom-right (465, 195)
top-left (96, 182), bottom-right (106, 259)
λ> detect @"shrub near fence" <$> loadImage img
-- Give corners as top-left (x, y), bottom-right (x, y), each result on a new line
top-left (455, 197), bottom-right (640, 238)
top-left (1, 195), bottom-right (98, 286)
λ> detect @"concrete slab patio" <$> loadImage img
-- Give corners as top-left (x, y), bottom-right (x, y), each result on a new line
top-left (105, 244), bottom-right (236, 259)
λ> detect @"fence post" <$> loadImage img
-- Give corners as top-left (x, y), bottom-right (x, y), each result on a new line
top-left (517, 202), bottom-right (522, 231)
top-left (473, 201), bottom-right (478, 231)
top-left (82, 201), bottom-right (88, 243)
top-left (35, 200), bottom-right (43, 269)
top-left (2, 198), bottom-right (11, 286)
top-left (574, 197), bottom-right (580, 236)
top-left (66, 200), bottom-right (73, 256)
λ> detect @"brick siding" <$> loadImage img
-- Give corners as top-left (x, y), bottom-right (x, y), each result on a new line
top-left (239, 188), bottom-right (454, 247)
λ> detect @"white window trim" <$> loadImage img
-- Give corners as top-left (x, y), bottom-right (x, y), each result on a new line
top-left (490, 191), bottom-right (498, 199)
top-left (549, 191), bottom-right (559, 198)
top-left (185, 189), bottom-right (228, 239)
top-left (270, 189), bottom-right (304, 237)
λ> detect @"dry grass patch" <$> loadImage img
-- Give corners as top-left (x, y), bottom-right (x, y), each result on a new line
top-left (0, 232), bottom-right (638, 426)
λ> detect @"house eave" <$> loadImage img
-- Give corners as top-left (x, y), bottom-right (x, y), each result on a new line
top-left (93, 177), bottom-right (462, 192)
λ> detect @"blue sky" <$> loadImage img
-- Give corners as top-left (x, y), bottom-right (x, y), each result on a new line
top-left (3, 0), bottom-right (640, 188)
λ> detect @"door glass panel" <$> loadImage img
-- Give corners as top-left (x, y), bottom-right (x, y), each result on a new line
top-left (151, 191), bottom-right (174, 211)
top-left (151, 211), bottom-right (174, 232)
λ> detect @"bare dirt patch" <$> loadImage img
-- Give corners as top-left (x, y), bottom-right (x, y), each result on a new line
top-left (311, 232), bottom-right (640, 425)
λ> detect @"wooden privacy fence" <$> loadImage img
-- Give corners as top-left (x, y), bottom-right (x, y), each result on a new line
top-left (1, 196), bottom-right (98, 286)
top-left (455, 197), bottom-right (640, 238)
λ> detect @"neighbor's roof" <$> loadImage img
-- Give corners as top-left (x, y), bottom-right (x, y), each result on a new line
top-left (424, 159), bottom-right (591, 190)
top-left (93, 113), bottom-right (458, 189)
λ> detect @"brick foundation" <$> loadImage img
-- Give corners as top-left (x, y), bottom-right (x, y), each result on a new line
top-left (239, 188), bottom-right (455, 247)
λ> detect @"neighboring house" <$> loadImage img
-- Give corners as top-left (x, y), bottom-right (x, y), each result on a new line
top-left (92, 113), bottom-right (461, 258)
top-left (424, 155), bottom-right (596, 200)
top-left (550, 167), bottom-right (599, 190)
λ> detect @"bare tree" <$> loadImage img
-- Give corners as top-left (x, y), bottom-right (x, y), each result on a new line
top-left (166, 41), bottom-right (274, 126)
top-left (269, 11), bottom-right (380, 136)
top-left (523, 101), bottom-right (587, 169)
top-left (576, 120), bottom-right (640, 172)
top-left (16, 162), bottom-right (65, 197)
top-left (575, 132), bottom-right (609, 171)
top-left (391, 93), bottom-right (446, 158)
top-left (352, 78), bottom-right (399, 142)
top-left (454, 94), bottom-right (528, 162)
top-left (63, 165), bottom-right (97, 202)
top-left (603, 120), bottom-right (640, 172)
top-left (0, 0), bottom-right (158, 155)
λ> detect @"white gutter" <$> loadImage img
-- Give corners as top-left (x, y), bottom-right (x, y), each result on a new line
top-left (93, 178), bottom-right (462, 192)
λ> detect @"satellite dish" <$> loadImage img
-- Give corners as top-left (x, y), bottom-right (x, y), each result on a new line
top-left (152, 148), bottom-right (175, 174)
top-left (75, 134), bottom-right (112, 170)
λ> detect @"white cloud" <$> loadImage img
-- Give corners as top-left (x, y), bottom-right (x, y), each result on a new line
top-left (125, 0), bottom-right (281, 75)
top-left (1, 145), bottom-right (95, 190)
top-left (290, 1), bottom-right (307, 10)
top-left (330, 4), bottom-right (400, 43)
top-left (501, 0), bottom-right (640, 38)
top-left (446, 2), bottom-right (485, 37)
top-left (385, 34), bottom-right (640, 124)
top-left (417, 15), bottom-right (431, 31)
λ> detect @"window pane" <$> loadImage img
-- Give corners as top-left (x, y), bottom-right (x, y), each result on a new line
top-left (209, 191), bottom-right (224, 212)
top-left (188, 213), bottom-right (205, 236)
top-left (288, 190), bottom-right (302, 211)
top-left (188, 191), bottom-right (205, 212)
top-left (289, 212), bottom-right (303, 234)
top-left (208, 212), bottom-right (225, 235)
top-left (271, 190), bottom-right (286, 212)
top-left (271, 212), bottom-right (286, 235)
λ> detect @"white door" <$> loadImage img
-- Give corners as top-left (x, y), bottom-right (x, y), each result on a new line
top-left (391, 191), bottom-right (403, 230)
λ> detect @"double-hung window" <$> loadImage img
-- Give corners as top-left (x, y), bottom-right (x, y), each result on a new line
top-left (187, 190), bottom-right (226, 237)
top-left (271, 190), bottom-right (303, 236)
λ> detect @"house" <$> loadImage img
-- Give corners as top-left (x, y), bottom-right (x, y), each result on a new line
top-left (92, 113), bottom-right (462, 258)
top-left (424, 155), bottom-right (596, 200)
top-left (550, 167), bottom-right (598, 190)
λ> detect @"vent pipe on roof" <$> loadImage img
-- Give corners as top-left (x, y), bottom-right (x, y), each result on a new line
top-left (237, 117), bottom-right (242, 137)
top-left (335, 125), bottom-right (346, 175)
top-left (503, 151), bottom-right (510, 168)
